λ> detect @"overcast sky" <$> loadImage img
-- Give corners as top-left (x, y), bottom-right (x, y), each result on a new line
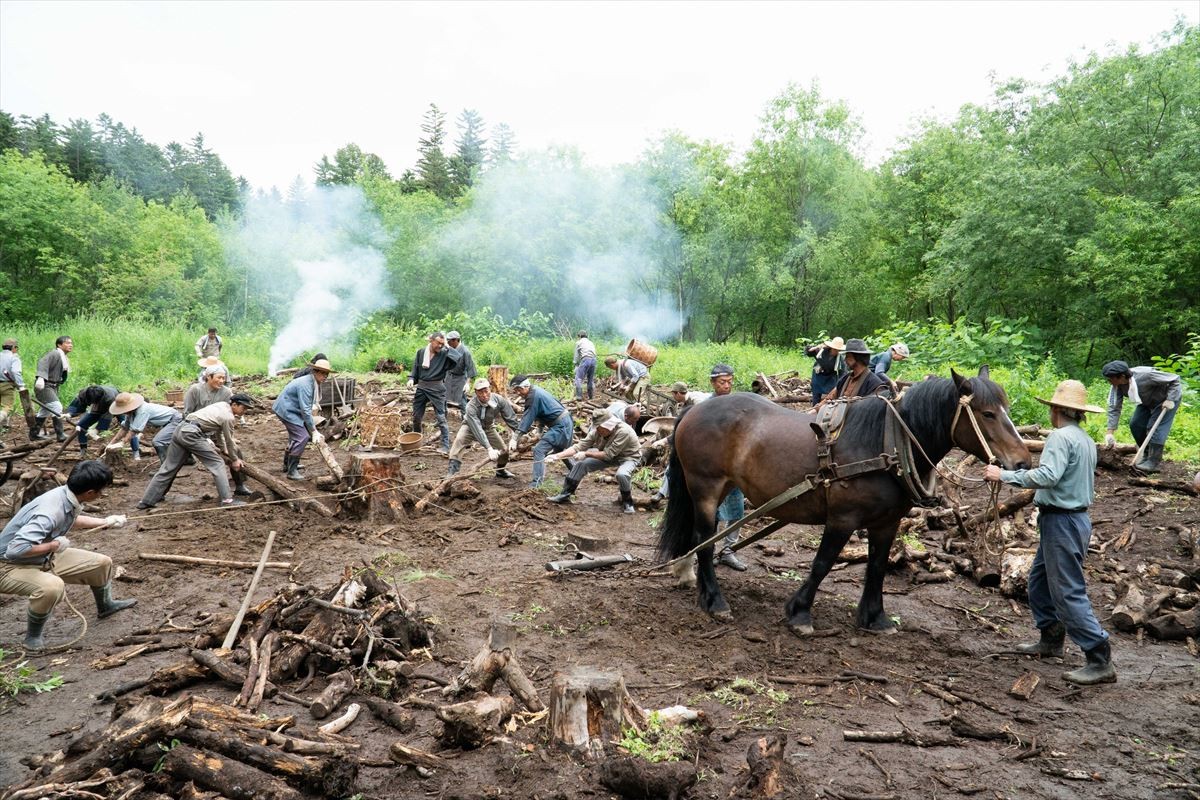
top-left (1, 1), bottom-right (1195, 191)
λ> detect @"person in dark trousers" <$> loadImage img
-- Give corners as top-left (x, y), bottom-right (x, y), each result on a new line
top-left (65, 384), bottom-right (121, 456)
top-left (138, 395), bottom-right (254, 509)
top-left (984, 380), bottom-right (1115, 686)
top-left (546, 408), bottom-right (642, 513)
top-left (573, 331), bottom-right (597, 400)
top-left (1100, 360), bottom-right (1183, 473)
top-left (448, 378), bottom-right (519, 479)
top-left (444, 331), bottom-right (476, 412)
top-left (408, 332), bottom-right (461, 454)
top-left (509, 375), bottom-right (574, 489)
top-left (33, 336), bottom-right (73, 441)
top-left (804, 336), bottom-right (844, 405)
top-left (273, 359), bottom-right (333, 480)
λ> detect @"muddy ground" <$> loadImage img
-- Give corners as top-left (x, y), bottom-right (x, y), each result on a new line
top-left (1, 398), bottom-right (1198, 799)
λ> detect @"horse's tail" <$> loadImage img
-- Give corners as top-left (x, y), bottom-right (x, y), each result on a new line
top-left (657, 409), bottom-right (696, 560)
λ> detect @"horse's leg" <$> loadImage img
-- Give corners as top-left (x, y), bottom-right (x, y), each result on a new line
top-left (858, 521), bottom-right (900, 633)
top-left (784, 524), bottom-right (855, 635)
top-left (691, 490), bottom-right (730, 621)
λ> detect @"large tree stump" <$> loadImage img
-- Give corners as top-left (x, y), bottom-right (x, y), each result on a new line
top-left (339, 452), bottom-right (407, 521)
top-left (487, 365), bottom-right (510, 397)
top-left (548, 668), bottom-right (647, 759)
top-left (442, 620), bottom-right (544, 712)
top-left (437, 695), bottom-right (515, 748)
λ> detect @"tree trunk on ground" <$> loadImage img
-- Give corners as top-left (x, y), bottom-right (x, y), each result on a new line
top-left (159, 743), bottom-right (305, 800)
top-left (238, 461), bottom-right (333, 517)
top-left (598, 756), bottom-right (698, 800)
top-left (1144, 607), bottom-right (1200, 640)
top-left (436, 695), bottom-right (515, 748)
top-left (743, 734), bottom-right (790, 798)
top-left (310, 670), bottom-right (356, 719)
top-left (339, 452), bottom-right (407, 521)
top-left (362, 697), bottom-right (416, 733)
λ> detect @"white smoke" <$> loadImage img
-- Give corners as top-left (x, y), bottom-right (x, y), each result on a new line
top-left (224, 185), bottom-right (392, 374)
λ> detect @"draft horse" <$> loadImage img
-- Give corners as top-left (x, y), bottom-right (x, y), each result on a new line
top-left (657, 368), bottom-right (1031, 634)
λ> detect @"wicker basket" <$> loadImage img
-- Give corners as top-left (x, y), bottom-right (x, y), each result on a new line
top-left (356, 404), bottom-right (405, 449)
top-left (165, 389), bottom-right (185, 407)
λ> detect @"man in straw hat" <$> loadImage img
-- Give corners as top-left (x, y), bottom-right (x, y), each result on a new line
top-left (509, 374), bottom-right (574, 489)
top-left (984, 380), bottom-right (1115, 685)
top-left (138, 394), bottom-right (255, 509)
top-left (104, 393), bottom-right (183, 462)
top-left (448, 377), bottom-right (519, 479)
top-left (1100, 360), bottom-right (1182, 474)
top-left (273, 358), bottom-right (333, 481)
top-left (408, 331), bottom-right (461, 455)
top-left (804, 336), bottom-right (844, 405)
top-left (0, 460), bottom-right (133, 649)
top-left (545, 407), bottom-right (642, 513)
top-left (196, 355), bottom-right (229, 383)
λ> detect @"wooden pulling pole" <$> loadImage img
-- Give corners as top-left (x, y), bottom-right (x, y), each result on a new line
top-left (138, 553), bottom-right (292, 570)
top-left (221, 530), bottom-right (277, 651)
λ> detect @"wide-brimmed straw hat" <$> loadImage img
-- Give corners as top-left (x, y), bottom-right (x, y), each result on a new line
top-left (310, 358), bottom-right (335, 374)
top-left (197, 355), bottom-right (226, 368)
top-left (1037, 380), bottom-right (1104, 414)
top-left (822, 336), bottom-right (846, 350)
top-left (109, 392), bottom-right (145, 415)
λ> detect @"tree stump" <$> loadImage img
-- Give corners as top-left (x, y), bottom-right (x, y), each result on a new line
top-left (487, 365), bottom-right (510, 397)
top-left (437, 695), bottom-right (515, 748)
top-left (548, 668), bottom-right (647, 759)
top-left (339, 452), bottom-right (407, 521)
top-left (999, 548), bottom-right (1036, 599)
top-left (442, 620), bottom-right (544, 712)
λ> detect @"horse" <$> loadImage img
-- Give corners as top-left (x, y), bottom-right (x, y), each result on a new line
top-left (657, 367), bottom-right (1032, 635)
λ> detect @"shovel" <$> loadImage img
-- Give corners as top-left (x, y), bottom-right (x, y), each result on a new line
top-left (1130, 405), bottom-right (1169, 470)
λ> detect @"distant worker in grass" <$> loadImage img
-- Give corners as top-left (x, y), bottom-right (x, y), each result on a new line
top-left (804, 336), bottom-right (844, 406)
top-left (508, 374), bottom-right (574, 489)
top-left (573, 330), bottom-right (598, 400)
top-left (273, 358), bottom-right (333, 480)
top-left (65, 384), bottom-right (120, 457)
top-left (870, 342), bottom-right (910, 376)
top-left (138, 394), bottom-right (255, 510)
top-left (33, 336), bottom-right (73, 442)
top-left (984, 380), bottom-right (1115, 686)
top-left (0, 338), bottom-right (27, 434)
top-left (819, 339), bottom-right (889, 405)
top-left (444, 331), bottom-right (477, 413)
top-left (604, 353), bottom-right (651, 405)
top-left (104, 393), bottom-right (183, 462)
top-left (448, 378), bottom-right (519, 479)
top-left (195, 327), bottom-right (222, 360)
top-left (1101, 360), bottom-right (1183, 474)
top-left (185, 365), bottom-right (233, 415)
top-left (546, 407), bottom-right (642, 513)
top-left (408, 331), bottom-right (461, 455)
top-left (0, 460), bottom-right (134, 650)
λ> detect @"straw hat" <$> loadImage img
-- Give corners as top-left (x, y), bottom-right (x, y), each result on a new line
top-left (473, 378), bottom-right (491, 391)
top-left (822, 336), bottom-right (845, 350)
top-left (197, 355), bottom-right (225, 368)
top-left (109, 392), bottom-right (145, 415)
top-left (310, 358), bottom-right (335, 374)
top-left (1037, 380), bottom-right (1103, 414)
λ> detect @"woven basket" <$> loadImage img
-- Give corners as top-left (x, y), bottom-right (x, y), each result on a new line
top-left (357, 404), bottom-right (404, 449)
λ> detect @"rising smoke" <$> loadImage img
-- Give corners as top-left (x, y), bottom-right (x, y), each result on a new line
top-left (224, 185), bottom-right (392, 374)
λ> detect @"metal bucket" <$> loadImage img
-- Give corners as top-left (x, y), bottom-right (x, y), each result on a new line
top-left (642, 416), bottom-right (676, 437)
top-left (398, 432), bottom-right (424, 452)
top-left (625, 339), bottom-right (658, 366)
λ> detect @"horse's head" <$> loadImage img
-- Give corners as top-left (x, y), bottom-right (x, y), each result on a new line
top-left (950, 366), bottom-right (1032, 470)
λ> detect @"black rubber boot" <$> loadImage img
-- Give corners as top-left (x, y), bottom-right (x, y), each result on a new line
top-left (25, 609), bottom-right (51, 649)
top-left (52, 417), bottom-right (66, 442)
top-left (447, 459), bottom-right (461, 477)
top-left (620, 490), bottom-right (636, 514)
top-left (1012, 622), bottom-right (1066, 657)
top-left (548, 477), bottom-right (580, 504)
top-left (285, 455), bottom-right (304, 481)
top-left (93, 583), bottom-right (137, 619)
top-left (1063, 639), bottom-right (1116, 685)
top-left (1134, 443), bottom-right (1163, 473)
top-left (495, 468), bottom-right (516, 479)
top-left (233, 478), bottom-right (252, 496)
top-left (30, 419), bottom-right (46, 441)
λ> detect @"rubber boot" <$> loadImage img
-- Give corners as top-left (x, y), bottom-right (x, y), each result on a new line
top-left (495, 467), bottom-right (516, 478)
top-left (548, 477), bottom-right (580, 504)
top-left (1134, 443), bottom-right (1163, 474)
top-left (620, 490), bottom-right (636, 514)
top-left (718, 524), bottom-right (748, 570)
top-left (30, 418), bottom-right (47, 441)
top-left (1062, 639), bottom-right (1116, 685)
top-left (1012, 622), bottom-right (1065, 658)
top-left (52, 417), bottom-right (66, 442)
top-left (233, 477), bottom-right (252, 496)
top-left (285, 455), bottom-right (304, 481)
top-left (93, 582), bottom-right (137, 619)
top-left (447, 459), bottom-right (462, 477)
top-left (25, 609), bottom-right (51, 649)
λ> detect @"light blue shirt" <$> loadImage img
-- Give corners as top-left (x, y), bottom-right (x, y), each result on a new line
top-left (272, 374), bottom-right (317, 429)
top-left (1, 486), bottom-right (80, 564)
top-left (124, 402), bottom-right (180, 433)
top-left (999, 421), bottom-right (1096, 510)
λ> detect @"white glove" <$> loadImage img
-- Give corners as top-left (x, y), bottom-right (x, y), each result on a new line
top-left (1104, 433), bottom-right (1116, 448)
top-left (54, 536), bottom-right (71, 551)
top-left (508, 434), bottom-right (518, 451)
top-left (1162, 400), bottom-right (1176, 410)
top-left (544, 452), bottom-right (560, 463)
top-left (75, 425), bottom-right (83, 433)
top-left (312, 430), bottom-right (325, 444)
top-left (486, 448), bottom-right (500, 462)
top-left (311, 402), bottom-right (320, 414)
top-left (104, 514), bottom-right (127, 528)
top-left (35, 377), bottom-right (45, 391)
top-left (406, 379), bottom-right (413, 387)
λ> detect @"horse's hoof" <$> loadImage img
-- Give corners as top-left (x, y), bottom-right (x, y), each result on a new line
top-left (709, 609), bottom-right (734, 623)
top-left (861, 620), bottom-right (900, 635)
top-left (788, 623), bottom-right (815, 637)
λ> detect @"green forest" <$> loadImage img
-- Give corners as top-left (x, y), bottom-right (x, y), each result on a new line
top-left (1, 22), bottom-right (1197, 389)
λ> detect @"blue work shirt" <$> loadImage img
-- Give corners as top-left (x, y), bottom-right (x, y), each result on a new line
top-left (0, 485), bottom-right (80, 565)
top-left (517, 387), bottom-right (569, 435)
top-left (999, 421), bottom-right (1096, 510)
top-left (124, 402), bottom-right (181, 433)
top-left (273, 374), bottom-right (317, 429)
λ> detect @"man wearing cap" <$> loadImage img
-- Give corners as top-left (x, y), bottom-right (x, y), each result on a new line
top-left (509, 375), bottom-right (574, 489)
top-left (984, 380), bottom-right (1115, 685)
top-left (805, 337), bottom-right (844, 405)
top-left (546, 408), bottom-right (642, 513)
top-left (820, 339), bottom-right (889, 406)
top-left (138, 394), bottom-right (254, 509)
top-left (664, 381), bottom-right (709, 417)
top-left (185, 366), bottom-right (233, 416)
top-left (408, 332), bottom-right (461, 455)
top-left (444, 331), bottom-right (477, 413)
top-left (870, 342), bottom-right (910, 376)
top-left (1100, 360), bottom-right (1183, 473)
top-left (195, 327), bottom-right (222, 360)
top-left (32, 336), bottom-right (73, 442)
top-left (0, 338), bottom-right (29, 434)
top-left (1, 460), bottom-right (134, 649)
top-left (448, 378), bottom-right (519, 479)
top-left (104, 393), bottom-right (184, 463)
top-left (573, 331), bottom-right (598, 400)
top-left (604, 354), bottom-right (651, 405)
top-left (273, 359), bottom-right (333, 481)
top-left (65, 384), bottom-right (121, 457)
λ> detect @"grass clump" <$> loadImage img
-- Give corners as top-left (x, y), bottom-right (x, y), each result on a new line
top-left (619, 711), bottom-right (693, 763)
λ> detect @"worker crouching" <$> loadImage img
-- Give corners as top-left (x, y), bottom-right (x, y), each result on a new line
top-left (546, 408), bottom-right (642, 514)
top-left (448, 378), bottom-right (519, 479)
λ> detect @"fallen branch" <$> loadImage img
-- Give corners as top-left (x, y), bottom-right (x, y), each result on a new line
top-left (137, 553), bottom-right (292, 570)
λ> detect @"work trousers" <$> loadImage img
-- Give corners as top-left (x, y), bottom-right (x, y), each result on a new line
top-left (412, 385), bottom-right (450, 450)
top-left (445, 374), bottom-right (470, 411)
top-left (624, 374), bottom-right (650, 405)
top-left (141, 422), bottom-right (232, 506)
top-left (1130, 402), bottom-right (1178, 448)
top-left (1027, 510), bottom-right (1108, 652)
top-left (567, 456), bottom-right (638, 493)
top-left (717, 487), bottom-right (745, 550)
top-left (280, 419), bottom-right (310, 457)
top-left (574, 357), bottom-right (596, 400)
top-left (448, 423), bottom-right (509, 467)
top-left (0, 381), bottom-right (17, 426)
top-left (34, 384), bottom-right (62, 418)
top-left (530, 417), bottom-right (575, 487)
top-left (811, 373), bottom-right (837, 405)
top-left (0, 549), bottom-right (113, 615)
top-left (73, 411), bottom-right (118, 449)
top-left (131, 413), bottom-right (183, 459)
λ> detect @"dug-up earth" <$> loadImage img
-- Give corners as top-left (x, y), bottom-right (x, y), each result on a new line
top-left (1, 400), bottom-right (1198, 800)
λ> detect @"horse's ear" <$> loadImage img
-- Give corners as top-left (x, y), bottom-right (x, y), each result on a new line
top-left (951, 368), bottom-right (971, 396)
top-left (978, 364), bottom-right (991, 381)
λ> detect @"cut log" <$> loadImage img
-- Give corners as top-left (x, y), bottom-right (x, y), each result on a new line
top-left (362, 697), bottom-right (416, 733)
top-left (598, 756), bottom-right (698, 800)
top-left (159, 743), bottom-right (305, 800)
top-left (314, 439), bottom-right (344, 482)
top-left (1009, 671), bottom-right (1040, 701)
top-left (137, 552), bottom-right (292, 570)
top-left (1111, 583), bottom-right (1149, 632)
top-left (548, 668), bottom-right (648, 759)
top-left (1128, 477), bottom-right (1199, 497)
top-left (96, 659), bottom-right (208, 701)
top-left (1144, 607), bottom-right (1200, 640)
top-left (311, 670), bottom-right (356, 720)
top-left (414, 456), bottom-right (491, 513)
top-left (238, 460), bottom-right (334, 517)
top-left (339, 451), bottom-right (408, 521)
top-left (436, 695), bottom-right (515, 748)
top-left (177, 724), bottom-right (356, 797)
top-left (999, 548), bottom-right (1036, 599)
top-left (964, 489), bottom-right (1035, 529)
top-left (965, 490), bottom-right (1035, 587)
top-left (271, 580), bottom-right (363, 682)
top-left (389, 741), bottom-right (448, 771)
top-left (743, 734), bottom-right (789, 798)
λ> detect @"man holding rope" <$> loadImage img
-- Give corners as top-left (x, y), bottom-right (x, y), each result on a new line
top-left (0, 460), bottom-right (133, 650)
top-left (447, 378), bottom-right (519, 479)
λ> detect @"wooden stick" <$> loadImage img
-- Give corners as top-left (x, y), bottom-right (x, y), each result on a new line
top-left (315, 439), bottom-right (344, 482)
top-left (138, 552), bottom-right (292, 570)
top-left (222, 530), bottom-right (277, 650)
top-left (236, 638), bottom-right (260, 707)
top-left (318, 702), bottom-right (361, 735)
top-left (248, 633), bottom-right (274, 712)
